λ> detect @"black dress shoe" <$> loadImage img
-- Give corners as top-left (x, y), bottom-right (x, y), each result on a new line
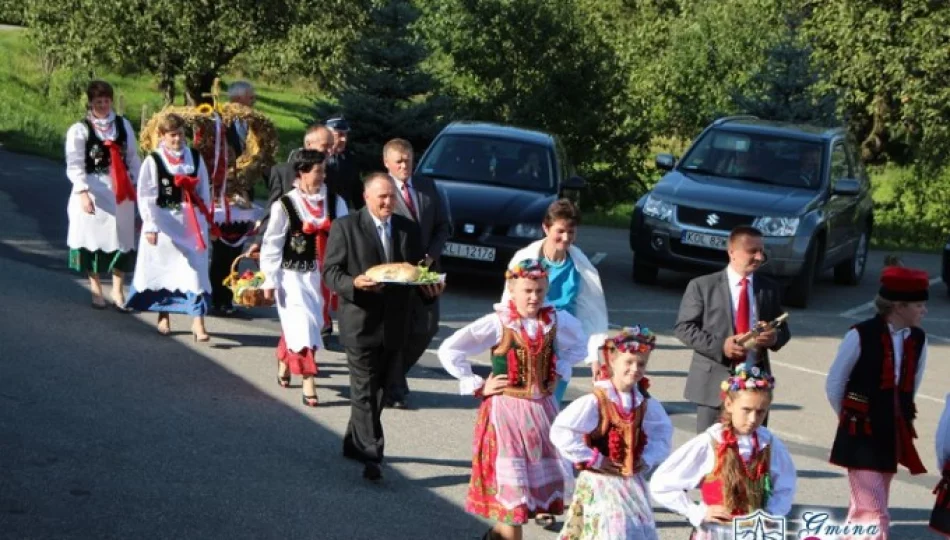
top-left (321, 326), bottom-right (332, 339)
top-left (390, 399), bottom-right (411, 410)
top-left (362, 462), bottom-right (382, 482)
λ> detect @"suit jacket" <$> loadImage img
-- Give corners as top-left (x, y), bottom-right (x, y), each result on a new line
top-left (326, 149), bottom-right (364, 212)
top-left (674, 269), bottom-right (791, 407)
top-left (390, 175), bottom-right (452, 270)
top-left (322, 208), bottom-right (426, 350)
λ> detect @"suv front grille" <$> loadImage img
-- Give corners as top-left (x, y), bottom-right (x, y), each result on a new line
top-left (677, 206), bottom-right (754, 231)
top-left (670, 240), bottom-right (730, 263)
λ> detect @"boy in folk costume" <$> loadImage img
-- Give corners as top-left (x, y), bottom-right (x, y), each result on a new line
top-left (550, 326), bottom-right (673, 540)
top-left (437, 259), bottom-right (588, 540)
top-left (932, 394), bottom-right (950, 537)
top-left (650, 366), bottom-right (797, 540)
top-left (825, 266), bottom-right (930, 538)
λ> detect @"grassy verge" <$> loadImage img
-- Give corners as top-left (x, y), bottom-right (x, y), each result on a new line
top-left (0, 29), bottom-right (315, 166)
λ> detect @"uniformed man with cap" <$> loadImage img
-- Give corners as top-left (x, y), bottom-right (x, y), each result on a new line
top-left (325, 116), bottom-right (364, 211)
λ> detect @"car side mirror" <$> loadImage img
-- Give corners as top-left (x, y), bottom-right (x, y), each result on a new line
top-left (833, 178), bottom-right (860, 196)
top-left (655, 153), bottom-right (676, 171)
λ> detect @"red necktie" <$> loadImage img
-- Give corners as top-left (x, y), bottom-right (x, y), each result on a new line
top-left (401, 182), bottom-right (418, 220)
top-left (736, 277), bottom-right (750, 335)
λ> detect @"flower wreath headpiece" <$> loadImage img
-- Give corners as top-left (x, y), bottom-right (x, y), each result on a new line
top-left (719, 364), bottom-right (776, 397)
top-left (505, 258), bottom-right (548, 280)
top-left (603, 325), bottom-right (657, 355)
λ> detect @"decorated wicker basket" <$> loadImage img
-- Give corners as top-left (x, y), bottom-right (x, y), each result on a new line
top-left (222, 253), bottom-right (275, 308)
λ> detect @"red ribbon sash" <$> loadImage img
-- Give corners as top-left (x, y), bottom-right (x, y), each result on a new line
top-left (173, 174), bottom-right (220, 251)
top-left (103, 140), bottom-right (135, 204)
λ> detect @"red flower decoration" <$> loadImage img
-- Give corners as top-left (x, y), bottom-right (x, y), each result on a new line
top-left (639, 377), bottom-right (651, 392)
top-left (607, 428), bottom-right (624, 464)
top-left (506, 348), bottom-right (520, 387)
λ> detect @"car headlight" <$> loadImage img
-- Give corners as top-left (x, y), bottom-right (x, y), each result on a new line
top-left (510, 223), bottom-right (544, 238)
top-left (753, 217), bottom-right (800, 236)
top-left (643, 194), bottom-right (674, 222)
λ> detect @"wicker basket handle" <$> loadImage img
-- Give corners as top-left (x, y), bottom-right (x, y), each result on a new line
top-left (229, 252), bottom-right (261, 276)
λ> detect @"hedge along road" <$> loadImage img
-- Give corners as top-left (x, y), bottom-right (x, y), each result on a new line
top-left (1, 148), bottom-right (947, 539)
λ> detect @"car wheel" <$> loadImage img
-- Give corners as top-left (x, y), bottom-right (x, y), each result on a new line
top-left (833, 230), bottom-right (869, 285)
top-left (784, 240), bottom-right (817, 308)
top-left (632, 253), bottom-right (658, 284)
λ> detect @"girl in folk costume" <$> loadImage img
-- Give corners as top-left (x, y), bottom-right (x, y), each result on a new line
top-left (550, 326), bottom-right (673, 540)
top-left (650, 366), bottom-right (797, 540)
top-left (259, 150), bottom-right (347, 407)
top-left (502, 199), bottom-right (609, 404)
top-left (438, 259), bottom-right (588, 540)
top-left (65, 80), bottom-right (141, 310)
top-left (932, 394), bottom-right (950, 537)
top-left (825, 265), bottom-right (930, 539)
top-left (126, 113), bottom-right (214, 341)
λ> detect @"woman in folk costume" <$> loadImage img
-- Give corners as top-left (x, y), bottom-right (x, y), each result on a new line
top-left (550, 326), bottom-right (673, 540)
top-left (438, 259), bottom-right (588, 540)
top-left (259, 150), bottom-right (347, 407)
top-left (932, 394), bottom-right (950, 537)
top-left (502, 199), bottom-right (608, 405)
top-left (65, 80), bottom-right (141, 310)
top-left (126, 113), bottom-right (214, 341)
top-left (650, 366), bottom-right (796, 540)
top-left (825, 265), bottom-right (930, 539)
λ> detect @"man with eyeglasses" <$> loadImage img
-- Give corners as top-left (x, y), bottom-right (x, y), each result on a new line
top-left (674, 225), bottom-right (791, 432)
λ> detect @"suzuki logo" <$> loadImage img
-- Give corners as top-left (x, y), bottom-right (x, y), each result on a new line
top-left (706, 213), bottom-right (720, 227)
top-left (464, 223), bottom-right (475, 234)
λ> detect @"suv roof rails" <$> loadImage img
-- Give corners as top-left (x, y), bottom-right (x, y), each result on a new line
top-left (713, 115), bottom-right (760, 126)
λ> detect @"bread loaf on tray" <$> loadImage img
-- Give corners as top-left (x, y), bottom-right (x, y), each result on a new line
top-left (365, 263), bottom-right (421, 283)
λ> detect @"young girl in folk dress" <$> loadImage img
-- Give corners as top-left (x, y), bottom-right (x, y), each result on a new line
top-left (65, 80), bottom-right (141, 310)
top-left (438, 259), bottom-right (588, 540)
top-left (650, 366), bottom-right (796, 540)
top-left (126, 113), bottom-right (214, 341)
top-left (259, 150), bottom-right (347, 407)
top-left (550, 326), bottom-right (673, 540)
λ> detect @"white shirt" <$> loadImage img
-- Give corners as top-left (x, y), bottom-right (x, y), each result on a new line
top-left (726, 266), bottom-right (758, 364)
top-left (825, 324), bottom-right (928, 415)
top-left (649, 424), bottom-right (797, 528)
top-left (369, 212), bottom-right (392, 261)
top-left (437, 303), bottom-right (588, 395)
top-left (937, 393), bottom-right (950, 471)
top-left (549, 380), bottom-right (673, 471)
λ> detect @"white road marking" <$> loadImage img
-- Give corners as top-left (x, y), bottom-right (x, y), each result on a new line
top-left (589, 252), bottom-right (607, 266)
top-left (838, 276), bottom-right (942, 318)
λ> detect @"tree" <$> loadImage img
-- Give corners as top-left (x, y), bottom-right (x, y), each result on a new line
top-left (417, 0), bottom-right (644, 206)
top-left (26, 0), bottom-right (295, 105)
top-left (732, 12), bottom-right (837, 125)
top-left (313, 0), bottom-right (445, 172)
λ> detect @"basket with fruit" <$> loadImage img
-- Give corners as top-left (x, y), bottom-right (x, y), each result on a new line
top-left (222, 253), bottom-right (275, 307)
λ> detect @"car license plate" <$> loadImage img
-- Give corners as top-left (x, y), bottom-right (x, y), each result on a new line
top-left (681, 231), bottom-right (728, 251)
top-left (442, 242), bottom-right (496, 261)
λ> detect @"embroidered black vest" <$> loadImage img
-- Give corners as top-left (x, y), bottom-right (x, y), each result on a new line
top-left (153, 149), bottom-right (201, 209)
top-left (83, 117), bottom-right (128, 174)
top-left (280, 195), bottom-right (318, 272)
top-left (830, 315), bottom-right (924, 472)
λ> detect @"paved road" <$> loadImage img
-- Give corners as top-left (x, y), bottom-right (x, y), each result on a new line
top-left (0, 149), bottom-right (947, 539)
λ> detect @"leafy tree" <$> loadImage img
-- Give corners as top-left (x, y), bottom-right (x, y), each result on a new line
top-left (26, 0), bottom-right (295, 104)
top-left (417, 0), bottom-right (645, 206)
top-left (732, 12), bottom-right (837, 125)
top-left (314, 0), bottom-right (445, 172)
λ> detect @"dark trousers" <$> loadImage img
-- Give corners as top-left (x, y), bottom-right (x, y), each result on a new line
top-left (386, 298), bottom-right (439, 401)
top-left (209, 239), bottom-right (245, 309)
top-left (343, 345), bottom-right (398, 464)
top-left (696, 404), bottom-right (769, 433)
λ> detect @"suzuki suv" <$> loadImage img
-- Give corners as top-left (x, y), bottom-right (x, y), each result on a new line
top-left (629, 116), bottom-right (874, 308)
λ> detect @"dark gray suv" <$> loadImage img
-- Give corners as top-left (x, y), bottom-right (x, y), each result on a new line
top-left (629, 116), bottom-right (874, 308)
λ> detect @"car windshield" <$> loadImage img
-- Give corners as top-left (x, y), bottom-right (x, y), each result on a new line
top-left (679, 129), bottom-right (825, 190)
top-left (416, 134), bottom-right (555, 192)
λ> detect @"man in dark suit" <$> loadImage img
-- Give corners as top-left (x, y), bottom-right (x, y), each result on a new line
top-left (674, 225), bottom-right (791, 433)
top-left (323, 173), bottom-right (445, 482)
top-left (382, 138), bottom-right (452, 409)
top-left (325, 116), bottom-right (365, 212)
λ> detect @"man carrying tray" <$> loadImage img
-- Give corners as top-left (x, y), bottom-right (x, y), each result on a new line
top-left (322, 173), bottom-right (445, 483)
top-left (674, 225), bottom-right (791, 432)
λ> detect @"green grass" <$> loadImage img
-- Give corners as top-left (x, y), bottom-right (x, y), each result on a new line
top-left (0, 28), bottom-right (316, 165)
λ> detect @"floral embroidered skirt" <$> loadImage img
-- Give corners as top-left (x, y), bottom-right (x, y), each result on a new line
top-left (559, 470), bottom-right (658, 540)
top-left (466, 394), bottom-right (564, 525)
